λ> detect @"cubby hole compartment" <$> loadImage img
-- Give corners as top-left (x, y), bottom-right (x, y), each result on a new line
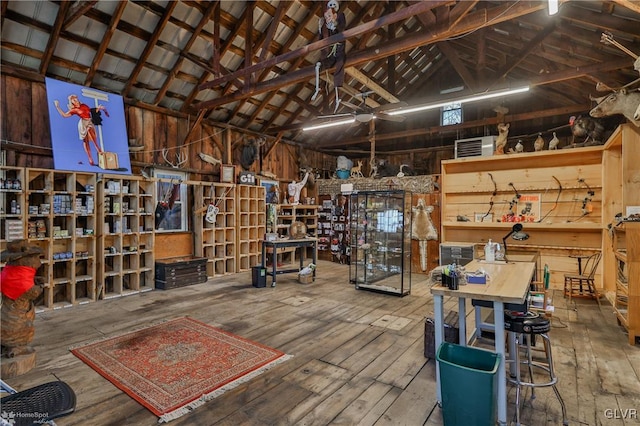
top-left (225, 198), bottom-right (235, 212)
top-left (225, 213), bottom-right (236, 228)
top-left (53, 172), bottom-right (73, 193)
top-left (249, 227), bottom-right (258, 240)
top-left (74, 279), bottom-right (95, 304)
top-left (203, 246), bottom-right (215, 259)
top-left (249, 241), bottom-right (259, 254)
top-left (27, 170), bottom-right (51, 192)
top-left (239, 185), bottom-right (249, 198)
top-left (206, 259), bottom-right (215, 277)
top-left (240, 241), bottom-right (249, 254)
top-left (140, 251), bottom-right (154, 272)
top-left (203, 230), bottom-right (215, 245)
top-left (122, 272), bottom-right (139, 293)
top-left (139, 269), bottom-right (154, 292)
top-left (249, 254), bottom-right (260, 268)
top-left (138, 233), bottom-right (153, 253)
top-left (122, 252), bottom-right (139, 274)
top-left (240, 212), bottom-right (249, 227)
top-left (225, 258), bottom-right (236, 273)
top-left (75, 213), bottom-right (95, 237)
top-left (214, 259), bottom-right (226, 275)
top-left (141, 213), bottom-right (155, 232)
top-left (103, 253), bottom-right (121, 277)
top-left (215, 229), bottom-right (225, 242)
top-left (74, 257), bottom-right (94, 283)
top-left (215, 244), bottom-right (225, 259)
top-left (249, 199), bottom-right (258, 212)
top-left (103, 275), bottom-right (123, 299)
top-left (214, 213), bottom-right (225, 228)
top-left (240, 228), bottom-right (250, 240)
top-left (52, 256), bottom-right (72, 284)
top-left (240, 199), bottom-right (249, 211)
top-left (36, 286), bottom-right (53, 311)
top-left (225, 229), bottom-right (236, 242)
top-left (75, 173), bottom-right (96, 193)
top-left (52, 282), bottom-right (73, 308)
top-left (240, 255), bottom-right (249, 271)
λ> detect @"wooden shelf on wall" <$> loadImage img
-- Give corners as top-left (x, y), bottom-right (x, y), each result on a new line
top-left (441, 135), bottom-right (611, 290)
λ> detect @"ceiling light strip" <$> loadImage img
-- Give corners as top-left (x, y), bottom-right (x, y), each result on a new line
top-left (302, 117), bottom-right (356, 131)
top-left (387, 86), bottom-right (530, 116)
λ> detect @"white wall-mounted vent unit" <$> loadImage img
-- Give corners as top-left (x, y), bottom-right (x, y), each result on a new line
top-left (454, 136), bottom-right (496, 159)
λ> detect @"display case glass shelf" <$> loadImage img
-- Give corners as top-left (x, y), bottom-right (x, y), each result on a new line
top-left (349, 190), bottom-right (412, 296)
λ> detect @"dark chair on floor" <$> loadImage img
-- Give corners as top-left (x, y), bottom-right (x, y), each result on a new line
top-left (1, 380), bottom-right (76, 426)
top-left (564, 252), bottom-right (601, 304)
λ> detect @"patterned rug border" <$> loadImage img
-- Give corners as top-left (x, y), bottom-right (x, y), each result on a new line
top-left (69, 316), bottom-right (293, 423)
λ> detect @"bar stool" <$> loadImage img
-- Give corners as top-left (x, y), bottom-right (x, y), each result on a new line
top-left (504, 310), bottom-right (568, 426)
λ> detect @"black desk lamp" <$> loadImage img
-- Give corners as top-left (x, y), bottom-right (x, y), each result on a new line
top-left (502, 223), bottom-right (529, 262)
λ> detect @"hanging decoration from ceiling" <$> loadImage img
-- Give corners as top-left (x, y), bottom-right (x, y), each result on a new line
top-left (311, 0), bottom-right (346, 112)
top-left (45, 78), bottom-right (131, 174)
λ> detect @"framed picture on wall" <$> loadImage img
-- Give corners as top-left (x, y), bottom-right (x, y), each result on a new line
top-left (220, 164), bottom-right (236, 183)
top-left (260, 179), bottom-right (279, 204)
top-left (153, 169), bottom-right (188, 232)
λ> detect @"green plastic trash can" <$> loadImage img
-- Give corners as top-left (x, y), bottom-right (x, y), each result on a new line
top-left (436, 342), bottom-right (501, 426)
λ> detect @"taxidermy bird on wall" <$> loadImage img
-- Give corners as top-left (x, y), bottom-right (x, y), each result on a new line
top-left (548, 132), bottom-right (560, 150)
top-left (534, 133), bottom-right (545, 151)
top-left (569, 115), bottom-right (604, 145)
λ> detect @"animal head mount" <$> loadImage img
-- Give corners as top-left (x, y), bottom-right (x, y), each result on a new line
top-left (239, 136), bottom-right (266, 171)
top-left (162, 148), bottom-right (188, 169)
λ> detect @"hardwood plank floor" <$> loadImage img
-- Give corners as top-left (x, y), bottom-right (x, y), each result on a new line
top-left (5, 260), bottom-right (639, 425)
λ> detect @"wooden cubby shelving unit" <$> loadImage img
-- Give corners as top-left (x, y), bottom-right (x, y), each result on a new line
top-left (97, 174), bottom-right (156, 300)
top-left (601, 124), bottom-right (640, 344)
top-left (193, 182), bottom-right (237, 277)
top-left (441, 139), bottom-right (606, 289)
top-left (275, 204), bottom-right (319, 263)
top-left (18, 168), bottom-right (98, 310)
top-left (236, 184), bottom-right (266, 272)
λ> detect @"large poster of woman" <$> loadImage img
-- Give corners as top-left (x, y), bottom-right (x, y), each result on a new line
top-left (45, 77), bottom-right (131, 174)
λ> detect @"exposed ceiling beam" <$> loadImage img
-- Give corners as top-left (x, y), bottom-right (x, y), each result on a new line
top-left (611, 0), bottom-right (640, 14)
top-left (85, 1), bottom-right (127, 85)
top-left (198, 1), bottom-right (454, 91)
top-left (122, 2), bottom-right (177, 96)
top-left (39, 0), bottom-right (71, 74)
top-left (195, 1), bottom-right (547, 111)
top-left (345, 67), bottom-right (400, 103)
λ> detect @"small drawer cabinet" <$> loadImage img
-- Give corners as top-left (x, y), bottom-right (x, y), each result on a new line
top-left (155, 257), bottom-right (208, 290)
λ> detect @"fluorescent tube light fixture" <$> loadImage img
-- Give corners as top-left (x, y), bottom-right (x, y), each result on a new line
top-left (387, 86), bottom-right (530, 116)
top-left (302, 117), bottom-right (355, 131)
top-left (548, 0), bottom-right (559, 15)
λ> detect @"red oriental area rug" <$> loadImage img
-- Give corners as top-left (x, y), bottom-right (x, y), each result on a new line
top-left (70, 317), bottom-right (291, 422)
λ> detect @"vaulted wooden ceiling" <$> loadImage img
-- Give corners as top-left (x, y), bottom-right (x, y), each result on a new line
top-left (1, 1), bottom-right (639, 157)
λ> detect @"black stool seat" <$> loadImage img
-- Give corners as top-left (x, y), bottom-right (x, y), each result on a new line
top-left (1, 381), bottom-right (76, 426)
top-left (504, 310), bottom-right (551, 334)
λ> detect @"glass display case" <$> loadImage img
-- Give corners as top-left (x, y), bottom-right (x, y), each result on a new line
top-left (349, 190), bottom-right (412, 296)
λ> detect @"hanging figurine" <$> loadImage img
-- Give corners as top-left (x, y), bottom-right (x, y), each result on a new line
top-left (312, 0), bottom-right (347, 112)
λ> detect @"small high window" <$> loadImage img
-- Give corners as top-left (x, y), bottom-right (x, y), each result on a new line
top-left (441, 102), bottom-right (462, 126)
